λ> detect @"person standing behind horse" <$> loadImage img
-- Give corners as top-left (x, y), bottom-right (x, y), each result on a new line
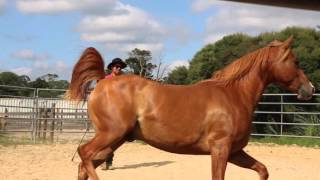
top-left (101, 57), bottom-right (127, 170)
top-left (105, 58), bottom-right (127, 79)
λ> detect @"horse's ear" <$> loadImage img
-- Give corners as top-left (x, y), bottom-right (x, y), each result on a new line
top-left (278, 36), bottom-right (294, 62)
top-left (279, 49), bottom-right (290, 62)
top-left (268, 40), bottom-right (283, 47)
top-left (281, 36), bottom-right (294, 49)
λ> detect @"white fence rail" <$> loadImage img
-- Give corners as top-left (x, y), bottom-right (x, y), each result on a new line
top-left (252, 93), bottom-right (320, 139)
top-left (0, 85), bottom-right (91, 142)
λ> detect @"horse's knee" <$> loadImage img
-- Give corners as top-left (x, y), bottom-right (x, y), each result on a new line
top-left (77, 146), bottom-right (87, 179)
top-left (78, 163), bottom-right (88, 180)
top-left (78, 144), bottom-right (92, 161)
top-left (77, 145), bottom-right (86, 160)
top-left (258, 165), bottom-right (269, 180)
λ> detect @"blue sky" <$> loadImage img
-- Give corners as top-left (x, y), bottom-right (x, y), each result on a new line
top-left (0, 0), bottom-right (319, 80)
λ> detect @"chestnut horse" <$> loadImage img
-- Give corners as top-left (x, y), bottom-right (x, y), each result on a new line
top-left (67, 36), bottom-right (314, 180)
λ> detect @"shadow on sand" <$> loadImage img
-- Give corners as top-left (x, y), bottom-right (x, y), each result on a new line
top-left (114, 161), bottom-right (174, 170)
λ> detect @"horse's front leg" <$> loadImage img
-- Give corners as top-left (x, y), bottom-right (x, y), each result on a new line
top-left (209, 136), bottom-right (232, 180)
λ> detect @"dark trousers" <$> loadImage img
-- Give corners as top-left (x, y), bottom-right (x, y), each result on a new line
top-left (106, 152), bottom-right (114, 165)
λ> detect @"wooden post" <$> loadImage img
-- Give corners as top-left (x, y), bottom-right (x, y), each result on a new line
top-left (34, 94), bottom-right (40, 142)
top-left (75, 108), bottom-right (78, 119)
top-left (42, 108), bottom-right (48, 140)
top-left (37, 108), bottom-right (43, 138)
top-left (0, 108), bottom-right (8, 130)
top-left (50, 103), bottom-right (56, 142)
top-left (59, 109), bottom-right (63, 133)
top-left (4, 108), bottom-right (8, 130)
top-left (32, 99), bottom-right (36, 142)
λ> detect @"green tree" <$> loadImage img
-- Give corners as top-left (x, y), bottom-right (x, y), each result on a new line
top-left (19, 75), bottom-right (31, 86)
top-left (0, 72), bottom-right (30, 86)
top-left (166, 66), bottom-right (189, 85)
top-left (48, 80), bottom-right (69, 89)
top-left (167, 27), bottom-right (320, 91)
top-left (28, 78), bottom-right (49, 88)
top-left (0, 72), bottom-right (33, 96)
top-left (28, 74), bottom-right (69, 98)
top-left (125, 48), bottom-right (157, 79)
top-left (39, 73), bottom-right (59, 82)
top-left (183, 33), bottom-right (259, 84)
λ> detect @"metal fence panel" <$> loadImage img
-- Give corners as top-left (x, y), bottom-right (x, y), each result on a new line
top-left (0, 86), bottom-right (93, 142)
top-left (253, 93), bottom-right (320, 139)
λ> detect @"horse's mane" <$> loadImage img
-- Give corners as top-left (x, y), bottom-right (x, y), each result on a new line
top-left (211, 41), bottom-right (282, 85)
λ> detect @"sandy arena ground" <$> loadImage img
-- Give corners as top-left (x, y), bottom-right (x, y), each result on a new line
top-left (0, 142), bottom-right (319, 180)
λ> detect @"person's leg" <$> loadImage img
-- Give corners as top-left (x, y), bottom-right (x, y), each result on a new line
top-left (107, 152), bottom-right (114, 168)
top-left (101, 152), bottom-right (114, 170)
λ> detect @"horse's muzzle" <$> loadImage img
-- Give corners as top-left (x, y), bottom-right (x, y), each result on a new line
top-left (297, 82), bottom-right (315, 100)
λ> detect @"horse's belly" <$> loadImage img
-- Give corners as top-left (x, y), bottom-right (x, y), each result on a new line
top-left (138, 136), bottom-right (211, 155)
top-left (131, 121), bottom-right (211, 155)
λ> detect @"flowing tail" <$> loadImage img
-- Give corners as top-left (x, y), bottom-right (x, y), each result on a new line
top-left (66, 47), bottom-right (105, 101)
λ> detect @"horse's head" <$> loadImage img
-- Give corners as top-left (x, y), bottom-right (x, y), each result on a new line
top-left (269, 36), bottom-right (315, 100)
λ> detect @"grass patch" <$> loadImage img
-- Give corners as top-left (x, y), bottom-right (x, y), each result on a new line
top-left (0, 133), bottom-right (94, 146)
top-left (250, 136), bottom-right (320, 148)
top-left (0, 133), bottom-right (34, 146)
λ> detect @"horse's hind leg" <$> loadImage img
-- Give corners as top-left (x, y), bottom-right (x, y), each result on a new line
top-left (77, 144), bottom-right (114, 180)
top-left (92, 138), bottom-right (126, 169)
top-left (78, 162), bottom-right (88, 180)
top-left (229, 150), bottom-right (269, 180)
top-left (77, 134), bottom-right (103, 180)
top-left (77, 131), bottom-right (124, 180)
top-left (77, 87), bottom-right (136, 179)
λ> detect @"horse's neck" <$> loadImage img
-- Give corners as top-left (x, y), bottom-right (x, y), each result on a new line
top-left (236, 68), bottom-right (269, 112)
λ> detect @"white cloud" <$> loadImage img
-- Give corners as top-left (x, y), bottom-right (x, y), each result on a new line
top-left (78, 3), bottom-right (166, 53)
top-left (106, 42), bottom-right (164, 54)
top-left (16, 1), bottom-right (167, 54)
top-left (11, 49), bottom-right (49, 61)
top-left (10, 60), bottom-right (71, 80)
top-left (202, 1), bottom-right (320, 43)
top-left (54, 60), bottom-right (70, 80)
top-left (168, 60), bottom-right (189, 71)
top-left (55, 60), bottom-right (68, 70)
top-left (81, 32), bottom-right (135, 43)
top-left (17, 0), bottom-right (73, 14)
top-left (11, 67), bottom-right (33, 76)
top-left (0, 0), bottom-right (6, 14)
top-left (191, 0), bottom-right (216, 12)
top-left (16, 0), bottom-right (118, 15)
top-left (34, 61), bottom-right (49, 69)
top-left (78, 4), bottom-right (162, 33)
top-left (167, 25), bottom-right (196, 45)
